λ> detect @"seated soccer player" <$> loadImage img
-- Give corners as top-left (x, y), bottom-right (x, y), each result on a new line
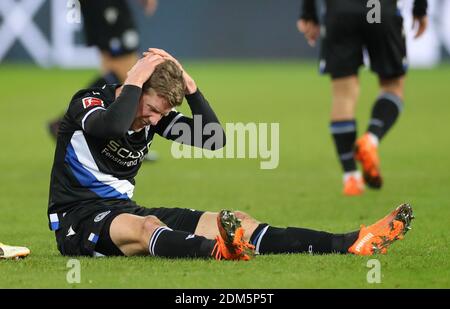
top-left (47, 49), bottom-right (413, 260)
top-left (0, 243), bottom-right (30, 259)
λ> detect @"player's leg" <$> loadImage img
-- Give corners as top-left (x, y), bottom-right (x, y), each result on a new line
top-left (354, 77), bottom-right (404, 189)
top-left (214, 205), bottom-right (414, 256)
top-left (357, 8), bottom-right (407, 189)
top-left (101, 213), bottom-right (215, 258)
top-left (105, 204), bottom-right (414, 258)
top-left (321, 7), bottom-right (365, 195)
top-left (369, 76), bottom-right (405, 141)
top-left (330, 76), bottom-right (363, 196)
top-left (250, 204), bottom-right (413, 256)
top-left (142, 207), bottom-right (254, 260)
top-left (96, 207), bottom-right (252, 260)
top-left (366, 77), bottom-right (404, 143)
top-left (194, 211), bottom-right (260, 241)
top-left (329, 76), bottom-right (364, 196)
top-left (194, 210), bottom-right (358, 255)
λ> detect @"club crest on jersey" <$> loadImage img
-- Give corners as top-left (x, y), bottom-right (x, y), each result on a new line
top-left (82, 97), bottom-right (104, 109)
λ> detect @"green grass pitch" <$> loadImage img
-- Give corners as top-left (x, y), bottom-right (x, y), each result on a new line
top-left (0, 62), bottom-right (449, 288)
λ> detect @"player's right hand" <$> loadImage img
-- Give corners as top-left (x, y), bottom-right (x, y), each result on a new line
top-left (124, 54), bottom-right (164, 87)
top-left (143, 48), bottom-right (198, 95)
top-left (143, 48), bottom-right (183, 71)
top-left (297, 19), bottom-right (320, 47)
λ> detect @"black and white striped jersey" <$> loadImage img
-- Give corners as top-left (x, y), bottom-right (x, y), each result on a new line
top-left (47, 84), bottom-right (224, 231)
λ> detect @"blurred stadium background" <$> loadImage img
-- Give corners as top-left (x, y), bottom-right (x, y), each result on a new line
top-left (0, 0), bottom-right (449, 288)
top-left (2, 0), bottom-right (450, 65)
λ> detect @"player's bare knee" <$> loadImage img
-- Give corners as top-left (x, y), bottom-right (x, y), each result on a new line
top-left (234, 210), bottom-right (250, 221)
top-left (331, 98), bottom-right (357, 120)
top-left (141, 215), bottom-right (164, 248)
top-left (234, 210), bottom-right (260, 229)
top-left (235, 211), bottom-right (260, 237)
top-left (380, 77), bottom-right (404, 100)
top-left (332, 76), bottom-right (360, 100)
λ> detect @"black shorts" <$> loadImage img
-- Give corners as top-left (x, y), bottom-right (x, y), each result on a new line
top-left (320, 0), bottom-right (407, 79)
top-left (54, 200), bottom-right (204, 257)
top-left (79, 0), bottom-right (139, 57)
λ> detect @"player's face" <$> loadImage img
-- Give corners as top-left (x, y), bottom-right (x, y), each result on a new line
top-left (132, 89), bottom-right (172, 130)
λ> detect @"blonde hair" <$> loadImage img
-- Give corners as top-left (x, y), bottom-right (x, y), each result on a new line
top-left (142, 60), bottom-right (185, 107)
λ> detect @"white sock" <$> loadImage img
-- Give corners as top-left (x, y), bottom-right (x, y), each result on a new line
top-left (367, 132), bottom-right (379, 147)
top-left (343, 171), bottom-right (362, 182)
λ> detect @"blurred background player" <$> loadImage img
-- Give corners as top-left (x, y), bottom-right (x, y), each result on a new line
top-left (297, 0), bottom-right (428, 196)
top-left (48, 0), bottom-right (159, 161)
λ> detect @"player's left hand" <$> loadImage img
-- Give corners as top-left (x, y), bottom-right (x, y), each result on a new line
top-left (412, 15), bottom-right (428, 39)
top-left (297, 19), bottom-right (320, 47)
top-left (143, 48), bottom-right (198, 95)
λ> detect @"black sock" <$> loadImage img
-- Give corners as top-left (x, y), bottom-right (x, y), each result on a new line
top-left (330, 120), bottom-right (357, 172)
top-left (250, 223), bottom-right (269, 245)
top-left (149, 227), bottom-right (215, 258)
top-left (88, 71), bottom-right (120, 88)
top-left (368, 93), bottom-right (402, 140)
top-left (250, 224), bottom-right (359, 254)
top-left (330, 231), bottom-right (360, 254)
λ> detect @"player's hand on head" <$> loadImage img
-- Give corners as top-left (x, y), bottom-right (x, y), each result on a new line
top-left (125, 53), bottom-right (164, 87)
top-left (143, 48), bottom-right (183, 70)
top-left (297, 19), bottom-right (320, 47)
top-left (412, 16), bottom-right (428, 39)
top-left (143, 48), bottom-right (198, 95)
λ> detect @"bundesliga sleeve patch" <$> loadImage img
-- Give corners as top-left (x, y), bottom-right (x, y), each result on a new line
top-left (82, 97), bottom-right (104, 109)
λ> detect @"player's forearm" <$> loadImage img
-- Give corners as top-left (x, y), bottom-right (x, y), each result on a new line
top-left (84, 85), bottom-right (142, 138)
top-left (185, 90), bottom-right (220, 124)
top-left (166, 90), bottom-right (226, 150)
top-left (186, 90), bottom-right (226, 149)
top-left (413, 0), bottom-right (428, 17)
top-left (299, 0), bottom-right (318, 22)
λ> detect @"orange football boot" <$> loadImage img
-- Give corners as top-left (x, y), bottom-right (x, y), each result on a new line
top-left (355, 133), bottom-right (382, 189)
top-left (212, 210), bottom-right (255, 261)
top-left (349, 203), bottom-right (414, 255)
top-left (343, 174), bottom-right (365, 196)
